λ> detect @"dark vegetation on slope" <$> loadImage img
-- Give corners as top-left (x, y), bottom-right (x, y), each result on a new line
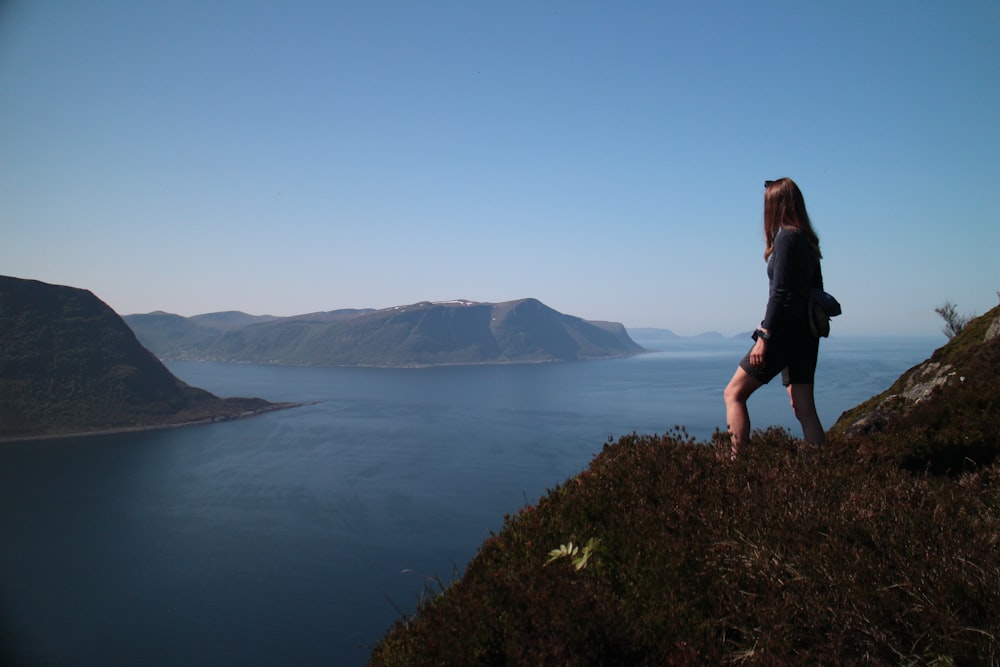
top-left (125, 299), bottom-right (645, 366)
top-left (0, 276), bottom-right (289, 440)
top-left (370, 306), bottom-right (1000, 666)
top-left (834, 304), bottom-right (1000, 475)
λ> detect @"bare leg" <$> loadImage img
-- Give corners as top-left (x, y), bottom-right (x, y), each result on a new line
top-left (724, 367), bottom-right (763, 456)
top-left (787, 383), bottom-right (825, 445)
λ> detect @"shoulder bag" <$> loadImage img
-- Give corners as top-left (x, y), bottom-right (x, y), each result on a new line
top-left (809, 288), bottom-right (842, 338)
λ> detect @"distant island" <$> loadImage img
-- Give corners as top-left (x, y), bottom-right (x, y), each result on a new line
top-left (125, 299), bottom-right (646, 367)
top-left (0, 276), bottom-right (293, 442)
top-left (628, 327), bottom-right (751, 341)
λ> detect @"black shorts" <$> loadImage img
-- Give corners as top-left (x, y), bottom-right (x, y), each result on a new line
top-left (739, 321), bottom-right (819, 386)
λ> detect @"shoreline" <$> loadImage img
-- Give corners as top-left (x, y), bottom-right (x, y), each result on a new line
top-left (0, 401), bottom-right (302, 445)
top-left (160, 351), bottom-right (648, 369)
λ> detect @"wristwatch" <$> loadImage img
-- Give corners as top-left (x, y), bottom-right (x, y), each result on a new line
top-left (753, 328), bottom-right (771, 341)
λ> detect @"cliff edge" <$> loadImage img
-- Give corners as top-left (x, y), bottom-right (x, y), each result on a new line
top-left (369, 304), bottom-right (1000, 665)
top-left (0, 276), bottom-right (289, 441)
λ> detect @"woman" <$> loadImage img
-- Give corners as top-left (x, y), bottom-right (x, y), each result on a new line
top-left (723, 178), bottom-right (825, 455)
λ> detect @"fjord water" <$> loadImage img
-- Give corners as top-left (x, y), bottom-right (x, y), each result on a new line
top-left (0, 334), bottom-right (938, 666)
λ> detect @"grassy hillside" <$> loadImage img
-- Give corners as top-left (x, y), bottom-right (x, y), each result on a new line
top-left (0, 276), bottom-right (287, 440)
top-left (369, 306), bottom-right (1000, 665)
top-left (832, 304), bottom-right (1000, 474)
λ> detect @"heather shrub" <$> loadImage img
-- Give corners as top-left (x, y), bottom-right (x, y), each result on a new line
top-left (370, 307), bottom-right (1000, 666)
top-left (370, 429), bottom-right (999, 665)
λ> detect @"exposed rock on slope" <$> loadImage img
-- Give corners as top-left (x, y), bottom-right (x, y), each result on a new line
top-left (833, 303), bottom-right (1000, 438)
top-left (0, 276), bottom-right (288, 441)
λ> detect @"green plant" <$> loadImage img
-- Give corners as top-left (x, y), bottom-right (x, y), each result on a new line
top-left (935, 300), bottom-right (973, 339)
top-left (545, 537), bottom-right (602, 571)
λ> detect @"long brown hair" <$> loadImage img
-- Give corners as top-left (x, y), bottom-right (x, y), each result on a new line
top-left (763, 178), bottom-right (821, 260)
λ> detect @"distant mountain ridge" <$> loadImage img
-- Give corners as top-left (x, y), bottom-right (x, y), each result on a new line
top-left (125, 299), bottom-right (645, 367)
top-left (0, 276), bottom-right (289, 441)
top-left (628, 327), bottom-right (752, 341)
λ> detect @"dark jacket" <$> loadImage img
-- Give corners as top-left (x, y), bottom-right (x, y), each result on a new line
top-left (761, 227), bottom-right (822, 333)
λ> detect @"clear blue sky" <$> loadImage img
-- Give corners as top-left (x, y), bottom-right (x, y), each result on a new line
top-left (2, 1), bottom-right (997, 335)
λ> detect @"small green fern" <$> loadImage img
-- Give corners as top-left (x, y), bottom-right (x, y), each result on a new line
top-left (546, 537), bottom-right (601, 570)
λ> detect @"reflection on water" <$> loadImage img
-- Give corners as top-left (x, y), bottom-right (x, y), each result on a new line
top-left (0, 335), bottom-right (939, 666)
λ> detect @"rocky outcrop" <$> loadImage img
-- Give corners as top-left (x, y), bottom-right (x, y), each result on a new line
top-left (834, 304), bottom-right (1000, 437)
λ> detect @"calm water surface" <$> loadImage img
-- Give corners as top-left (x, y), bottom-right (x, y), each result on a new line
top-left (0, 335), bottom-right (939, 666)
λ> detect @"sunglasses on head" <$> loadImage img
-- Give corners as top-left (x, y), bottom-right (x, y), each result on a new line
top-left (765, 180), bottom-right (777, 188)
